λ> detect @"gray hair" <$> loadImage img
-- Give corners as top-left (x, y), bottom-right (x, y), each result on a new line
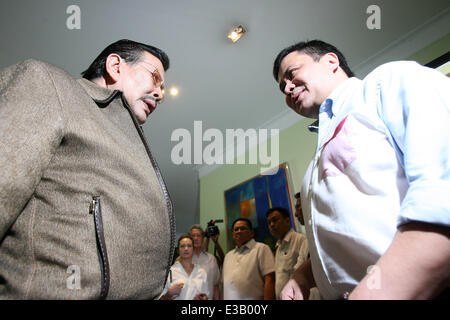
top-left (189, 224), bottom-right (204, 235)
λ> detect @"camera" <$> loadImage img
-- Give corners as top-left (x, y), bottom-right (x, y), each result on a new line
top-left (205, 219), bottom-right (223, 238)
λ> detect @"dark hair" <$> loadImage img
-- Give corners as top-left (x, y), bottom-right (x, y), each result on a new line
top-left (232, 218), bottom-right (253, 231)
top-left (294, 192), bottom-right (301, 199)
top-left (266, 207), bottom-right (290, 219)
top-left (81, 39), bottom-right (170, 80)
top-left (178, 234), bottom-right (193, 246)
top-left (273, 39), bottom-right (354, 81)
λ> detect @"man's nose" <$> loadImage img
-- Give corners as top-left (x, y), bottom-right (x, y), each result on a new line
top-left (283, 80), bottom-right (295, 96)
top-left (152, 87), bottom-right (163, 101)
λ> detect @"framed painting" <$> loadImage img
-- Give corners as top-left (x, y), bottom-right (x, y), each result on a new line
top-left (223, 162), bottom-right (296, 251)
top-left (425, 51), bottom-right (450, 76)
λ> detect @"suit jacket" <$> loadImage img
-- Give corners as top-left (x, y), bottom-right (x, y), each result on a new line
top-left (0, 59), bottom-right (176, 299)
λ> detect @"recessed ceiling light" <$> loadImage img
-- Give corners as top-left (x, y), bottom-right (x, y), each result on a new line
top-left (169, 87), bottom-right (179, 97)
top-left (227, 25), bottom-right (246, 43)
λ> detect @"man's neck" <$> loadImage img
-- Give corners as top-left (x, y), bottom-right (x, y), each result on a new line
top-left (279, 229), bottom-right (290, 242)
top-left (91, 76), bottom-right (117, 90)
top-left (237, 238), bottom-right (252, 249)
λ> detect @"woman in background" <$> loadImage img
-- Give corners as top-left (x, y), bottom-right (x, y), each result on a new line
top-left (159, 235), bottom-right (209, 300)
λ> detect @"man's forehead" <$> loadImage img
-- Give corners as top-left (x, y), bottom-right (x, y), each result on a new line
top-left (268, 210), bottom-right (281, 218)
top-left (234, 220), bottom-right (249, 228)
top-left (138, 51), bottom-right (164, 70)
top-left (278, 51), bottom-right (312, 81)
top-left (190, 228), bottom-right (202, 235)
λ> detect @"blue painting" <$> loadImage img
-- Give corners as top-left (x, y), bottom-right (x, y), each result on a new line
top-left (224, 164), bottom-right (295, 251)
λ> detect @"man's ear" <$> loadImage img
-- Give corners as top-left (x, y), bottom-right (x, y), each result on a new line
top-left (105, 53), bottom-right (122, 83)
top-left (322, 52), bottom-right (340, 74)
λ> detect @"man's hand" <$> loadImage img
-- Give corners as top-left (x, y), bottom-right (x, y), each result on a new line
top-left (280, 279), bottom-right (306, 300)
top-left (193, 293), bottom-right (208, 300)
top-left (263, 272), bottom-right (276, 300)
top-left (211, 234), bottom-right (219, 243)
top-left (281, 258), bottom-right (315, 300)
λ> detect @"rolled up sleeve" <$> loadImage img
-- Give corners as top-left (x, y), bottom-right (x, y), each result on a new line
top-left (377, 61), bottom-right (450, 228)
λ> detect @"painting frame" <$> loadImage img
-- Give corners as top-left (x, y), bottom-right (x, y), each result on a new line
top-left (425, 51), bottom-right (450, 76)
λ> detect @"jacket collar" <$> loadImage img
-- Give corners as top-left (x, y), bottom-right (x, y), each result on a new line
top-left (77, 78), bottom-right (121, 106)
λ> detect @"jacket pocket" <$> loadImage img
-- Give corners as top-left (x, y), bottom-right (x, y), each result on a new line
top-left (89, 196), bottom-right (110, 299)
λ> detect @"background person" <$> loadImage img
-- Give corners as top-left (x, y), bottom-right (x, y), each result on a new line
top-left (222, 218), bottom-right (275, 300)
top-left (266, 207), bottom-right (308, 299)
top-left (159, 235), bottom-right (209, 300)
top-left (281, 193), bottom-right (321, 300)
top-left (202, 223), bottom-right (226, 268)
top-left (189, 225), bottom-right (221, 300)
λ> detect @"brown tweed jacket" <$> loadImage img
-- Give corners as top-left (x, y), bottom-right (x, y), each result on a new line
top-left (0, 59), bottom-right (175, 299)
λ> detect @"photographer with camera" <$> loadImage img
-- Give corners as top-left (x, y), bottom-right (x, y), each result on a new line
top-left (202, 220), bottom-right (226, 267)
top-left (189, 224), bottom-right (221, 300)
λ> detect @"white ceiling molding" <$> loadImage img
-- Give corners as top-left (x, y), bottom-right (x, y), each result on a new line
top-left (353, 7), bottom-right (450, 77)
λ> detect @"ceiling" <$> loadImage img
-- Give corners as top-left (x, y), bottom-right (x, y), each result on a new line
top-left (1, 0), bottom-right (449, 234)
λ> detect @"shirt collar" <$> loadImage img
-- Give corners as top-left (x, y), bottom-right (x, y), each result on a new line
top-left (237, 238), bottom-right (256, 251)
top-left (276, 229), bottom-right (295, 247)
top-left (319, 77), bottom-right (361, 120)
top-left (193, 250), bottom-right (208, 258)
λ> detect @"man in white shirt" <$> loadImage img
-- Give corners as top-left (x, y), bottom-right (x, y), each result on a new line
top-left (266, 207), bottom-right (308, 299)
top-left (272, 39), bottom-right (450, 299)
top-left (223, 218), bottom-right (275, 300)
top-left (189, 225), bottom-right (220, 300)
top-left (282, 193), bottom-right (322, 300)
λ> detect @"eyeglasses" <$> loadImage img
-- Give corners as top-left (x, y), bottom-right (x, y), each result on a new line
top-left (138, 62), bottom-right (165, 102)
top-left (233, 226), bottom-right (250, 232)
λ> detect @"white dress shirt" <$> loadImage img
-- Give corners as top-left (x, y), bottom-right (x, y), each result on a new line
top-left (302, 61), bottom-right (450, 299)
top-left (274, 229), bottom-right (308, 299)
top-left (160, 261), bottom-right (209, 300)
top-left (223, 239), bottom-right (275, 300)
top-left (192, 250), bottom-right (220, 299)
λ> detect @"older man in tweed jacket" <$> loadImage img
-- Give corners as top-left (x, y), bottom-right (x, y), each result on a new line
top-left (0, 39), bottom-right (176, 299)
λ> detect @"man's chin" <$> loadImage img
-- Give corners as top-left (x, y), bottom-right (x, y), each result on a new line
top-left (297, 105), bottom-right (319, 119)
top-left (137, 116), bottom-right (147, 125)
top-left (138, 109), bottom-right (150, 124)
